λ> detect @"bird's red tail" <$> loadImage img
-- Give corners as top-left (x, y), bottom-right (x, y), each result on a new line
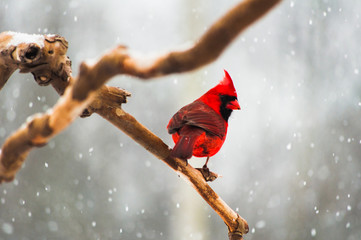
top-left (171, 136), bottom-right (197, 160)
top-left (170, 126), bottom-right (203, 160)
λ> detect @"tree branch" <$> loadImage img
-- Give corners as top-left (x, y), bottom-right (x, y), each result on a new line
top-left (0, 0), bottom-right (282, 238)
top-left (123, 0), bottom-right (281, 77)
top-left (0, 40), bottom-right (130, 181)
top-left (95, 106), bottom-right (249, 235)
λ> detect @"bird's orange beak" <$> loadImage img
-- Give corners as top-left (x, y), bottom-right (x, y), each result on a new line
top-left (227, 99), bottom-right (241, 110)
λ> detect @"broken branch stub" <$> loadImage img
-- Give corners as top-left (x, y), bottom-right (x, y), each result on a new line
top-left (0, 31), bottom-right (71, 94)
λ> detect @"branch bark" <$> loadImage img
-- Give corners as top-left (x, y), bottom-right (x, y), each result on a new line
top-left (0, 0), bottom-right (282, 238)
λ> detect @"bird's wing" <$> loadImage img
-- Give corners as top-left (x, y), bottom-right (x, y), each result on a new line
top-left (185, 106), bottom-right (226, 138)
top-left (168, 101), bottom-right (226, 138)
top-left (167, 105), bottom-right (188, 134)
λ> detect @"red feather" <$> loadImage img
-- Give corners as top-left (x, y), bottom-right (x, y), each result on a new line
top-left (167, 70), bottom-right (240, 164)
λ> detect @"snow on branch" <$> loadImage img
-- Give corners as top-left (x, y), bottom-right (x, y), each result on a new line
top-left (0, 0), bottom-right (281, 239)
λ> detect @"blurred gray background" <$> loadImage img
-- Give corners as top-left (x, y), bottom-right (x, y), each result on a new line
top-left (1, 0), bottom-right (361, 239)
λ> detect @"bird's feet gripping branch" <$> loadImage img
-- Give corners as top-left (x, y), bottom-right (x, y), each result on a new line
top-left (167, 70), bottom-right (240, 182)
top-left (195, 156), bottom-right (220, 182)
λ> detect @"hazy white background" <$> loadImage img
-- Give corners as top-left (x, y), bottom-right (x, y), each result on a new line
top-left (1, 0), bottom-right (361, 239)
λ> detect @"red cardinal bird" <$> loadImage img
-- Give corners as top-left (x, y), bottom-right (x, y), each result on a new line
top-left (167, 70), bottom-right (240, 170)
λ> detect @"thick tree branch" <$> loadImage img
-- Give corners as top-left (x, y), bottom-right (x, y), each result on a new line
top-left (123, 0), bottom-right (281, 77)
top-left (0, 0), bottom-right (281, 238)
top-left (0, 33), bottom-right (129, 181)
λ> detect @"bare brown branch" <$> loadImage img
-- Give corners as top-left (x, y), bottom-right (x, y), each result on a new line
top-left (0, 0), bottom-right (282, 238)
top-left (95, 106), bottom-right (249, 235)
top-left (122, 0), bottom-right (281, 78)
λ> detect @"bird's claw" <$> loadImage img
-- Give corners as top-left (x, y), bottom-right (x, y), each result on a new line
top-left (196, 166), bottom-right (219, 182)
